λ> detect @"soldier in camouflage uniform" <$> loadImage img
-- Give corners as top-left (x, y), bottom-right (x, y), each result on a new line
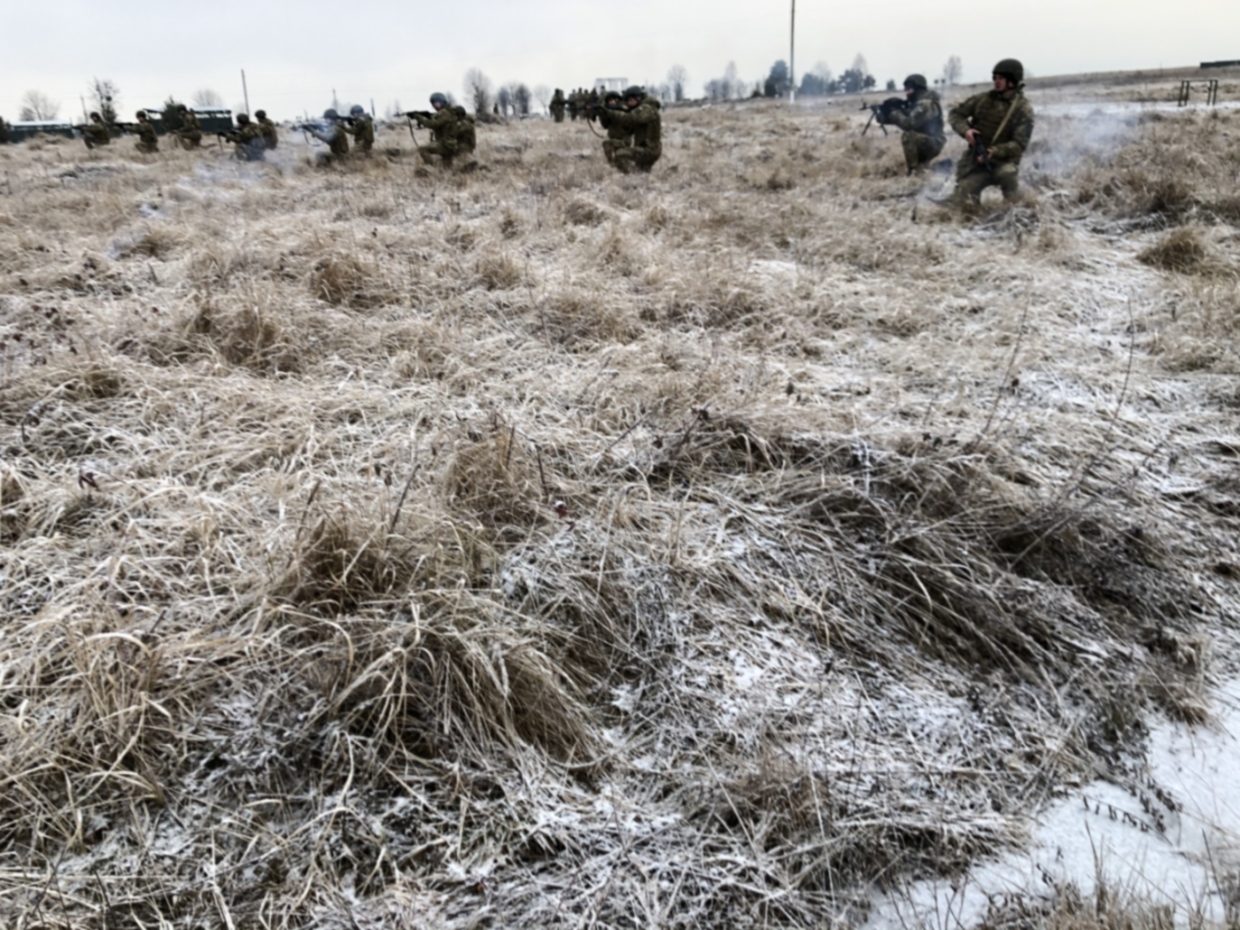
top-left (606, 86), bottom-right (661, 174)
top-left (255, 110), bottom-right (278, 150)
top-left (344, 104), bottom-right (375, 155)
top-left (593, 90), bottom-right (632, 167)
top-left (408, 93), bottom-right (459, 168)
top-left (177, 105), bottom-right (203, 149)
top-left (220, 113), bottom-right (265, 161)
top-left (453, 106), bottom-right (477, 159)
top-left (946, 58), bottom-right (1035, 206)
top-left (882, 74), bottom-right (945, 174)
top-left (80, 112), bottom-right (111, 149)
top-left (133, 111), bottom-right (159, 154)
top-left (308, 109), bottom-right (350, 164)
top-left (550, 89), bottom-right (566, 123)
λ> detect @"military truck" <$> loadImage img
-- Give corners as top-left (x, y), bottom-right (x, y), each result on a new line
top-left (6, 120), bottom-right (77, 143)
top-left (145, 107), bottom-right (235, 135)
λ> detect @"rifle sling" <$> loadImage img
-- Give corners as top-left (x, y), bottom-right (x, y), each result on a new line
top-left (988, 95), bottom-right (1019, 149)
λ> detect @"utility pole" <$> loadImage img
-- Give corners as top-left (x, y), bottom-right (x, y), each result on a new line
top-left (241, 69), bottom-right (250, 116)
top-left (80, 96), bottom-right (88, 121)
top-left (789, 0), bottom-right (796, 103)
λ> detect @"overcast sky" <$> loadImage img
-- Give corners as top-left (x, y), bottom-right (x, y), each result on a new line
top-left (5, 0), bottom-right (1238, 122)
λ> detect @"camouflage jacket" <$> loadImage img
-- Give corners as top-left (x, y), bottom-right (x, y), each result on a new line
top-left (886, 90), bottom-right (945, 141)
top-left (606, 97), bottom-right (661, 154)
top-left (223, 122), bottom-right (264, 158)
top-left (457, 115), bottom-right (477, 153)
top-left (596, 106), bottom-right (632, 143)
top-left (136, 120), bottom-right (158, 147)
top-left (345, 117), bottom-right (374, 151)
top-left (550, 91), bottom-right (565, 110)
top-left (416, 108), bottom-right (459, 150)
top-left (258, 117), bottom-right (278, 149)
top-left (180, 111), bottom-right (202, 133)
top-left (948, 89), bottom-right (1035, 164)
top-left (83, 121), bottom-right (111, 145)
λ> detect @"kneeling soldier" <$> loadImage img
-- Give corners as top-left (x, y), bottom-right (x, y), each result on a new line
top-left (884, 74), bottom-right (945, 174)
top-left (344, 105), bottom-right (374, 154)
top-left (177, 105), bottom-right (203, 149)
top-left (80, 112), bottom-right (111, 149)
top-left (946, 58), bottom-right (1035, 206)
top-left (221, 113), bottom-right (265, 161)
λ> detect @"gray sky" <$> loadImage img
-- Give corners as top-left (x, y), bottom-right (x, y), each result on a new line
top-left (5, 0), bottom-right (1238, 122)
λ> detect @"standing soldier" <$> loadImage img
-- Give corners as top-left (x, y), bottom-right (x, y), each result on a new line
top-left (220, 113), bottom-right (265, 161)
top-left (79, 112), bottom-right (111, 149)
top-left (176, 105), bottom-right (203, 149)
top-left (255, 109), bottom-right (278, 150)
top-left (550, 88), bottom-right (566, 123)
top-left (945, 58), bottom-right (1035, 206)
top-left (133, 111), bottom-right (159, 153)
top-left (882, 74), bottom-right (945, 175)
top-left (605, 86), bottom-right (661, 174)
top-left (344, 104), bottom-right (374, 155)
top-left (567, 88), bottom-right (581, 121)
top-left (406, 93), bottom-right (459, 168)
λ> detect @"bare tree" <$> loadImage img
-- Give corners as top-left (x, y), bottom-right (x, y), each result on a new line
top-left (464, 68), bottom-right (494, 116)
top-left (19, 90), bottom-right (60, 122)
top-left (722, 61), bottom-right (739, 100)
top-left (513, 83), bottom-right (532, 117)
top-left (667, 64), bottom-right (688, 102)
top-left (193, 88), bottom-right (224, 107)
top-left (496, 86), bottom-right (512, 119)
top-left (533, 84), bottom-right (552, 114)
top-left (942, 55), bottom-right (963, 86)
top-left (89, 78), bottom-right (119, 122)
top-left (813, 60), bottom-right (833, 84)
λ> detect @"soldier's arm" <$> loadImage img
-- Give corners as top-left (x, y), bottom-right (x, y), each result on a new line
top-left (948, 95), bottom-right (977, 138)
top-left (884, 100), bottom-right (924, 132)
top-left (991, 103), bottom-right (1034, 161)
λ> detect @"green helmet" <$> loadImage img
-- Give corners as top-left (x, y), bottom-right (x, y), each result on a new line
top-left (323, 108), bottom-right (339, 120)
top-left (237, 113), bottom-right (251, 124)
top-left (993, 58), bottom-right (1024, 85)
top-left (904, 73), bottom-right (928, 91)
top-left (350, 105), bottom-right (365, 117)
top-left (254, 109), bottom-right (267, 120)
top-left (622, 85), bottom-right (645, 100)
top-left (136, 110), bottom-right (148, 119)
top-left (430, 93), bottom-right (448, 107)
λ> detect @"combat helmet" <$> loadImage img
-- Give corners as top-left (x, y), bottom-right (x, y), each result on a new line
top-left (323, 108), bottom-right (339, 120)
top-left (993, 58), bottom-right (1024, 85)
top-left (236, 113), bottom-right (251, 124)
top-left (903, 73), bottom-right (928, 91)
top-left (350, 105), bottom-right (365, 117)
top-left (453, 105), bottom-right (467, 118)
top-left (622, 85), bottom-right (646, 100)
top-left (429, 92), bottom-right (448, 108)
top-left (136, 110), bottom-right (148, 119)
top-left (254, 109), bottom-right (267, 120)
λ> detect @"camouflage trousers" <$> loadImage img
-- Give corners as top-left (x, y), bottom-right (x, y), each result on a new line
top-left (419, 142), bottom-right (458, 168)
top-left (235, 141), bottom-right (266, 162)
top-left (953, 158), bottom-right (1021, 204)
top-left (602, 139), bottom-right (628, 166)
top-left (135, 140), bottom-right (158, 154)
top-left (551, 109), bottom-right (565, 123)
top-left (178, 131), bottom-right (203, 149)
top-left (901, 131), bottom-right (944, 172)
top-left (613, 145), bottom-right (660, 174)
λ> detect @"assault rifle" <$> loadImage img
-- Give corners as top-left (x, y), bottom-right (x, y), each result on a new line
top-left (970, 136), bottom-right (993, 173)
top-left (860, 97), bottom-right (909, 136)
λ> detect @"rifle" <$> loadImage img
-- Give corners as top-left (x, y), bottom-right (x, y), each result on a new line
top-left (970, 136), bottom-right (993, 173)
top-left (860, 97), bottom-right (908, 136)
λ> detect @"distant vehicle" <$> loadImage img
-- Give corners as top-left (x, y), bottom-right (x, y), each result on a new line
top-left (142, 107), bottom-right (235, 135)
top-left (7, 120), bottom-right (76, 143)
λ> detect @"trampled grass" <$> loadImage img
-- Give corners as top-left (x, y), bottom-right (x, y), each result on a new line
top-left (0, 83), bottom-right (1238, 927)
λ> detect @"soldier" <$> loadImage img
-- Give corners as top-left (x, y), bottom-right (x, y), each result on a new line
top-left (550, 88), bottom-right (566, 123)
top-left (176, 105), bottom-right (203, 149)
top-left (453, 105), bottom-right (477, 161)
top-left (945, 58), bottom-right (1035, 206)
top-left (567, 88), bottom-right (580, 121)
top-left (79, 112), bottom-right (111, 149)
top-left (255, 109), bottom-right (278, 150)
top-left (306, 108), bottom-right (350, 164)
top-left (220, 113), bottom-right (265, 161)
top-left (593, 90), bottom-right (632, 167)
top-left (605, 86), bottom-right (661, 174)
top-left (882, 74), bottom-right (945, 175)
top-left (344, 104), bottom-right (374, 155)
top-left (133, 111), bottom-right (159, 154)
top-left (406, 93), bottom-right (459, 168)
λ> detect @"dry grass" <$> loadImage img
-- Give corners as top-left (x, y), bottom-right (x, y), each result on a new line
top-left (0, 82), bottom-right (1238, 929)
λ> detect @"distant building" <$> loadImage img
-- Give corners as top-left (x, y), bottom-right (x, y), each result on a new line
top-left (1201, 60), bottom-right (1240, 69)
top-left (7, 121), bottom-right (76, 143)
top-left (594, 78), bottom-right (628, 94)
